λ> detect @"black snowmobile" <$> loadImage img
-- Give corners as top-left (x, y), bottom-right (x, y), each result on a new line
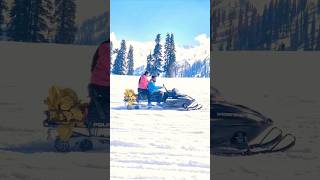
top-left (211, 91), bottom-right (296, 156)
top-left (127, 85), bottom-right (202, 110)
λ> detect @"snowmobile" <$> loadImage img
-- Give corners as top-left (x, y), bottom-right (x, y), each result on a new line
top-left (124, 85), bottom-right (202, 110)
top-left (43, 86), bottom-right (109, 152)
top-left (211, 91), bottom-right (296, 156)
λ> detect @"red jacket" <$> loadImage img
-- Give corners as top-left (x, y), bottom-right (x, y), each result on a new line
top-left (90, 42), bottom-right (110, 87)
top-left (138, 75), bottom-right (149, 89)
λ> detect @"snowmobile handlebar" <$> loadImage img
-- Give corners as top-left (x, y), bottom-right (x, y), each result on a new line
top-left (163, 84), bottom-right (169, 92)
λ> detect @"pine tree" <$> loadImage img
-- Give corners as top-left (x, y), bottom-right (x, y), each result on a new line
top-left (164, 33), bottom-right (170, 76)
top-left (110, 41), bottom-right (113, 71)
top-left (152, 34), bottom-right (163, 76)
top-left (318, 0), bottom-right (320, 15)
top-left (310, 13), bottom-right (316, 50)
top-left (8, 0), bottom-right (31, 41)
top-left (291, 18), bottom-right (299, 50)
top-left (303, 9), bottom-right (309, 50)
top-left (30, 0), bottom-right (53, 42)
top-left (55, 0), bottom-right (77, 44)
top-left (261, 5), bottom-right (269, 48)
top-left (316, 25), bottom-right (320, 50)
top-left (236, 8), bottom-right (244, 50)
top-left (8, 0), bottom-right (53, 42)
top-left (146, 51), bottom-right (153, 73)
top-left (226, 27), bottom-right (233, 50)
top-left (0, 0), bottom-right (8, 37)
top-left (127, 45), bottom-right (134, 75)
top-left (166, 33), bottom-right (176, 77)
top-left (112, 40), bottom-right (127, 75)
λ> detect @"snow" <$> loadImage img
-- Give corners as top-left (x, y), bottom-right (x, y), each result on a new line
top-left (110, 75), bottom-right (210, 179)
top-left (0, 42), bottom-right (209, 179)
top-left (212, 52), bottom-right (320, 180)
top-left (0, 42), bottom-right (108, 180)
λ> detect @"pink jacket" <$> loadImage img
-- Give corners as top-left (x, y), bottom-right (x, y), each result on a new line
top-left (91, 42), bottom-right (110, 87)
top-left (138, 75), bottom-right (149, 89)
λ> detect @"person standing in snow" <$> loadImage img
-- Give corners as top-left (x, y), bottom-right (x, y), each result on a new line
top-left (87, 40), bottom-right (110, 125)
top-left (148, 75), bottom-right (164, 105)
top-left (137, 71), bottom-right (150, 104)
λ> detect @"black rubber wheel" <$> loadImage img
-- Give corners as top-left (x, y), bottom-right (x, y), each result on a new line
top-left (79, 139), bottom-right (93, 151)
top-left (54, 138), bottom-right (70, 152)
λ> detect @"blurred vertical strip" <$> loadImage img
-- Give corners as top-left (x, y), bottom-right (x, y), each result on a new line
top-left (106, 0), bottom-right (110, 179)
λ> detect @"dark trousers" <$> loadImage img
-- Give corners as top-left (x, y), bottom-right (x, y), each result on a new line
top-left (138, 88), bottom-right (150, 103)
top-left (87, 84), bottom-right (109, 124)
top-left (150, 91), bottom-right (164, 103)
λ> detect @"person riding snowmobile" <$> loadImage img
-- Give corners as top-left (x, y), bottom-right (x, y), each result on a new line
top-left (87, 40), bottom-right (110, 125)
top-left (148, 75), bottom-right (164, 105)
top-left (138, 71), bottom-right (150, 104)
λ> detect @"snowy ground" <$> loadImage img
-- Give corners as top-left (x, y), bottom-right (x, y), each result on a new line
top-left (212, 52), bottom-right (320, 180)
top-left (110, 75), bottom-right (210, 179)
top-left (0, 42), bottom-right (108, 180)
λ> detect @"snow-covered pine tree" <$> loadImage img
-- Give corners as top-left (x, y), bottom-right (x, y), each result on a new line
top-left (152, 34), bottom-right (163, 76)
top-left (167, 33), bottom-right (176, 77)
top-left (127, 45), bottom-right (134, 75)
top-left (8, 0), bottom-right (31, 41)
top-left (112, 40), bottom-right (127, 75)
top-left (146, 51), bottom-right (153, 73)
top-left (303, 9), bottom-right (309, 50)
top-left (0, 0), bottom-right (8, 37)
top-left (54, 0), bottom-right (77, 44)
top-left (316, 24), bottom-right (320, 50)
top-left (110, 41), bottom-right (113, 70)
top-left (164, 33), bottom-right (170, 77)
top-left (29, 0), bottom-right (53, 42)
top-left (8, 0), bottom-right (53, 42)
top-left (310, 12), bottom-right (316, 50)
top-left (290, 18), bottom-right (299, 50)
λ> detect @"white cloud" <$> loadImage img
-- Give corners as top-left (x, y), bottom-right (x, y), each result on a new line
top-left (110, 32), bottom-right (209, 69)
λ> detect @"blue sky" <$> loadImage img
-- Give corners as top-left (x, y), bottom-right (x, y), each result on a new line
top-left (111, 0), bottom-right (210, 46)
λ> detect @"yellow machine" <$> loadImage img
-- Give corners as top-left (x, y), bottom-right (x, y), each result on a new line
top-left (123, 89), bottom-right (138, 109)
top-left (45, 86), bottom-right (87, 123)
top-left (43, 85), bottom-right (109, 152)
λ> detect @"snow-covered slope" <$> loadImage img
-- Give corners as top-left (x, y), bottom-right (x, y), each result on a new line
top-left (110, 75), bottom-right (210, 179)
top-left (212, 52), bottom-right (320, 179)
top-left (0, 42), bottom-right (108, 180)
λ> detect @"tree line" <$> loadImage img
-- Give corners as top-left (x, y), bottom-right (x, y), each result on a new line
top-left (0, 0), bottom-right (76, 44)
top-left (112, 33), bottom-right (177, 78)
top-left (213, 0), bottom-right (320, 50)
top-left (76, 12), bottom-right (108, 45)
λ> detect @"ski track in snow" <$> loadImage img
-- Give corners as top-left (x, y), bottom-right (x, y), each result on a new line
top-left (110, 75), bottom-right (210, 179)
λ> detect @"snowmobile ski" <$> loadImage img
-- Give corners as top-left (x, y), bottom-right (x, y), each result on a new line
top-left (211, 99), bottom-right (296, 156)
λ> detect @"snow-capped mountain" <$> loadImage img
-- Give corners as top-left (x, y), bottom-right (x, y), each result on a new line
top-left (111, 33), bottom-right (210, 77)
